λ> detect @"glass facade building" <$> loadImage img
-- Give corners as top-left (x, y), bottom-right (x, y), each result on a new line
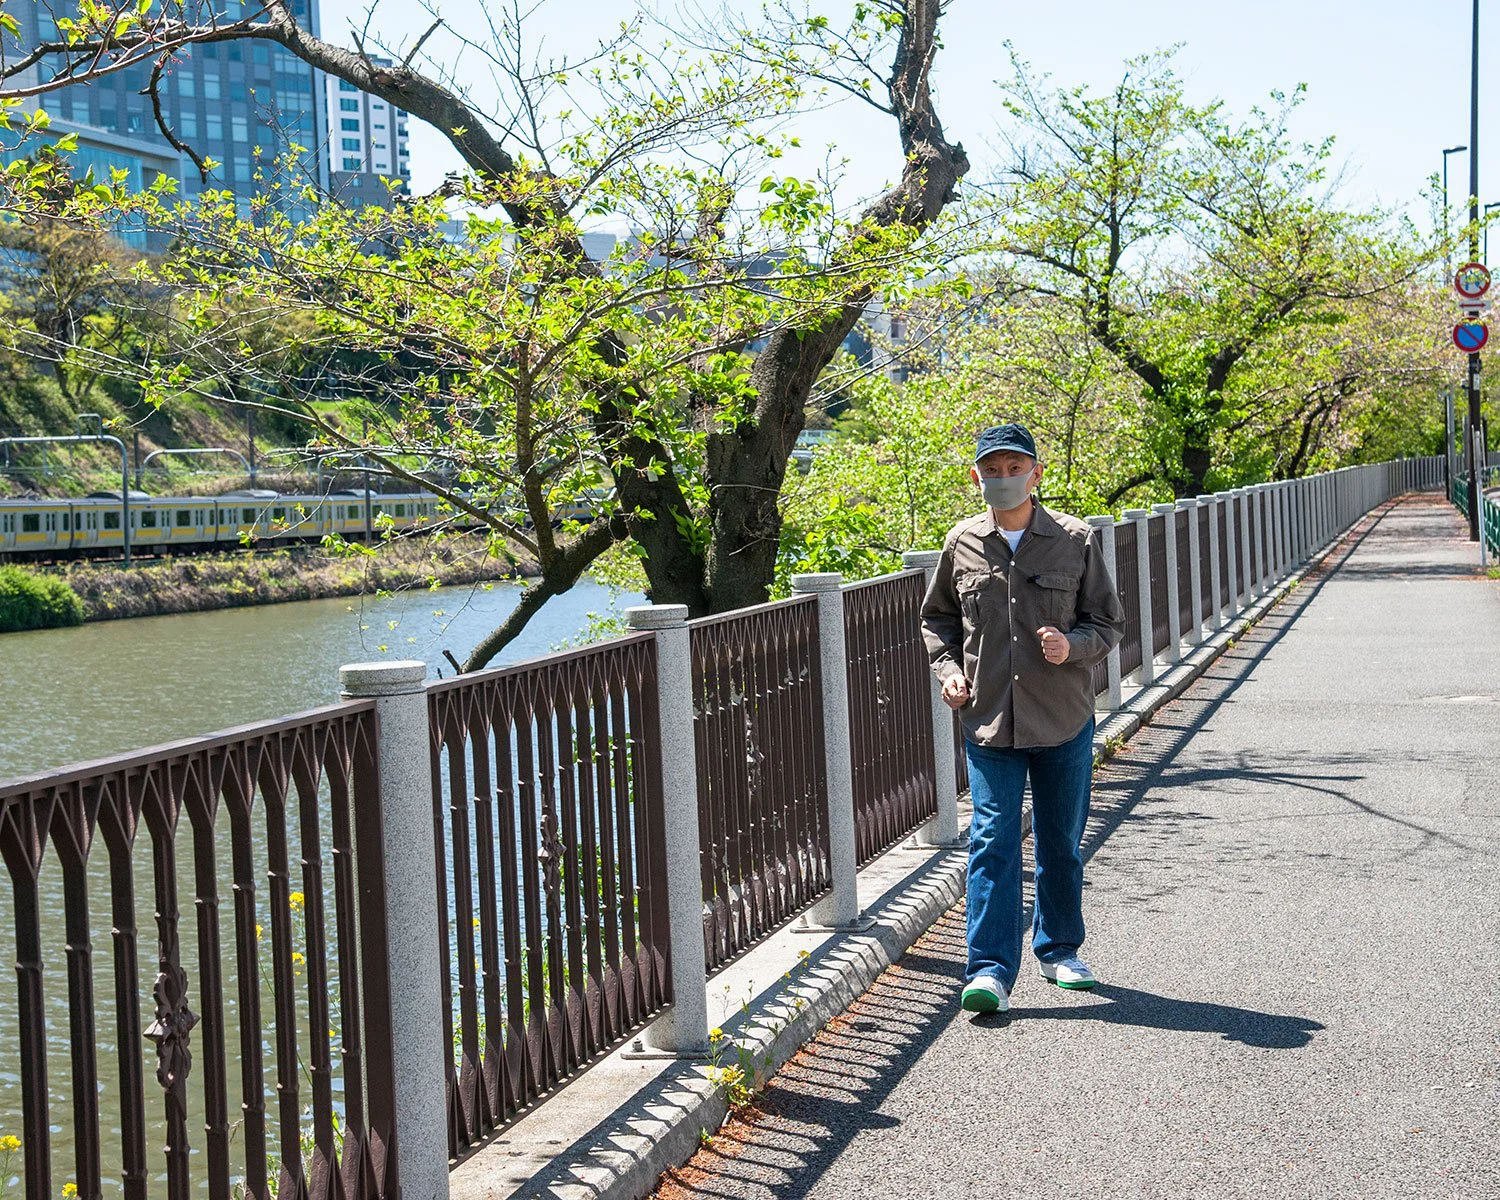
top-left (8, 0), bottom-right (331, 231)
top-left (324, 58), bottom-right (411, 209)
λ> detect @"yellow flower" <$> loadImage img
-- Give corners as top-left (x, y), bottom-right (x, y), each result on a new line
top-left (255, 924), bottom-right (264, 941)
top-left (63, 1185), bottom-right (78, 1198)
top-left (0, 1135), bottom-right (20, 1152)
top-left (288, 892), bottom-right (305, 912)
top-left (709, 1027), bottom-right (725, 1042)
top-left (292, 951), bottom-right (305, 965)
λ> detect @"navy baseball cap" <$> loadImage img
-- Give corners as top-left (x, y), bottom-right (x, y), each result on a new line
top-left (974, 423), bottom-right (1037, 463)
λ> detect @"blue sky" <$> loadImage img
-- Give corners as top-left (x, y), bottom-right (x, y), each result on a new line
top-left (320, 0), bottom-right (1496, 238)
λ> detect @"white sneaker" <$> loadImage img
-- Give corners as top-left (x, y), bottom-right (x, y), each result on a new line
top-left (960, 975), bottom-right (1009, 1014)
top-left (1039, 956), bottom-right (1096, 990)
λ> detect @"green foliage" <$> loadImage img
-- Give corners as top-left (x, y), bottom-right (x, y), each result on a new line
top-left (981, 47), bottom-right (1444, 497)
top-left (0, 565), bottom-right (84, 631)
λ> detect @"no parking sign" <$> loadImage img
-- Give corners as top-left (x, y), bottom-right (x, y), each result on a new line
top-left (1453, 321), bottom-right (1490, 353)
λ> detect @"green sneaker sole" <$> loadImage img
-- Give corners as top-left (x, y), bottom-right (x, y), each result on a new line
top-left (1043, 976), bottom-right (1096, 990)
top-left (960, 987), bottom-right (1004, 1013)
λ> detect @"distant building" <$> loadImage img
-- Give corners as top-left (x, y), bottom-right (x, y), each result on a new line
top-left (0, 0), bottom-right (442, 238)
top-left (324, 59), bottom-right (411, 208)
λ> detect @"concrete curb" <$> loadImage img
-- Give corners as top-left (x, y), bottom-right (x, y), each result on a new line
top-left (451, 508), bottom-right (1382, 1200)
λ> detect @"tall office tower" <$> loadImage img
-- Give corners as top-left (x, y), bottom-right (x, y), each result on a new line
top-left (5, 0), bottom-right (331, 241)
top-left (325, 60), bottom-right (412, 208)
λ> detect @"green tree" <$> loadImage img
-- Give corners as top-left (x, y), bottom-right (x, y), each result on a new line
top-left (0, 0), bottom-right (968, 669)
top-left (988, 48), bottom-right (1437, 497)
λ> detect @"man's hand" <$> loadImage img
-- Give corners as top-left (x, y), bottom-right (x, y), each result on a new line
top-left (941, 674), bottom-right (970, 709)
top-left (1037, 626), bottom-right (1071, 665)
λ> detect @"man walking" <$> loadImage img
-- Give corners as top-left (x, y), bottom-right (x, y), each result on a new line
top-left (921, 423), bottom-right (1124, 1014)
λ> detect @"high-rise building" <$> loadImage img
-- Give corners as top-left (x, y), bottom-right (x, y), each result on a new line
top-left (325, 60), bottom-right (411, 208)
top-left (5, 0), bottom-right (331, 239)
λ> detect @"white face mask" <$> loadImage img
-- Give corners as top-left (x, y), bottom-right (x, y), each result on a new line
top-left (980, 472), bottom-right (1034, 511)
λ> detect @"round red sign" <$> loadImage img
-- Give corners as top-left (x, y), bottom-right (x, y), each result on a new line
top-left (1455, 262), bottom-right (1491, 299)
top-left (1453, 320), bottom-right (1489, 352)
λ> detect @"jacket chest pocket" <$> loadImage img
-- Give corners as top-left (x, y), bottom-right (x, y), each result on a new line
top-left (1032, 571), bottom-right (1082, 626)
top-left (956, 569), bottom-right (1004, 624)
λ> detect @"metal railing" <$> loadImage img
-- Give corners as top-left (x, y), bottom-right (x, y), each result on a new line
top-left (1215, 500), bottom-right (1231, 611)
top-left (1146, 513), bottom-right (1170, 662)
top-left (426, 634), bottom-right (671, 1155)
top-left (0, 703), bottom-right (397, 1200)
top-left (1175, 509), bottom-right (1195, 640)
top-left (1115, 519), bottom-right (1144, 680)
top-left (842, 570), bottom-right (938, 866)
top-left (688, 596), bottom-right (831, 971)
top-left (1450, 470), bottom-right (1500, 559)
top-left (0, 453), bottom-right (1449, 1198)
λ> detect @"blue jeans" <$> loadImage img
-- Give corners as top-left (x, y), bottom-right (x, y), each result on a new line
top-left (965, 719), bottom-right (1094, 990)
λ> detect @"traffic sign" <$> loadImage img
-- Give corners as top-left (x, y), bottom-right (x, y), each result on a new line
top-left (1453, 320), bottom-right (1489, 353)
top-left (1455, 262), bottom-right (1491, 299)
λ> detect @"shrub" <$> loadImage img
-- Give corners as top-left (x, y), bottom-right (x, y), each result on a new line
top-left (0, 566), bottom-right (86, 632)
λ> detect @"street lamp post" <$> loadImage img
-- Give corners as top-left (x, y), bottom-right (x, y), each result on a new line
top-left (1442, 144), bottom-right (1468, 278)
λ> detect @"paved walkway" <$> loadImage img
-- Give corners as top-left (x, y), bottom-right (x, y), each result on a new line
top-left (650, 496), bottom-right (1500, 1200)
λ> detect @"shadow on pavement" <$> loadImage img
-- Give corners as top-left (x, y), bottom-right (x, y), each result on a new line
top-left (997, 983), bottom-right (1324, 1049)
top-left (647, 500), bottom-right (1429, 1200)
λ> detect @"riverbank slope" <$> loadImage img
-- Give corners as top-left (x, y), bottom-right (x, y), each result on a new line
top-left (33, 536), bottom-right (532, 624)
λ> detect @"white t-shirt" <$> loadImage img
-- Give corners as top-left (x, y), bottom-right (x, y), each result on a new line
top-left (1000, 526), bottom-right (1025, 553)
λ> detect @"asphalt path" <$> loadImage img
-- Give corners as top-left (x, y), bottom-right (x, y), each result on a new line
top-left (651, 495), bottom-right (1500, 1200)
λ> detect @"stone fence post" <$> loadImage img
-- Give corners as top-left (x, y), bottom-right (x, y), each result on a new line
top-left (339, 660), bottom-right (450, 1200)
top-left (1084, 516), bottom-right (1123, 710)
top-left (902, 552), bottom-right (961, 846)
top-left (791, 573), bottom-right (863, 929)
top-left (624, 604), bottom-right (710, 1055)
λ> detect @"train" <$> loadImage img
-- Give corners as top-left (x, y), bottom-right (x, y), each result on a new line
top-left (0, 487), bottom-right (598, 560)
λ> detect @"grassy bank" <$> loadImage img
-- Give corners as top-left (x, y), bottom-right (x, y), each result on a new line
top-left (0, 565), bottom-right (85, 631)
top-left (34, 536), bottom-right (533, 623)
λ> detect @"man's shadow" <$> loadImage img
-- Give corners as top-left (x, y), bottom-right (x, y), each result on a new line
top-left (978, 982), bottom-right (1323, 1050)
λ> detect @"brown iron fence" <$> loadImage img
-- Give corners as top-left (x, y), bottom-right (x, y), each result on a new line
top-left (689, 596), bottom-right (830, 971)
top-left (1235, 494), bottom-right (1252, 597)
top-left (1217, 500), bottom-right (1232, 609)
top-left (1115, 519), bottom-right (1143, 680)
top-left (1147, 514), bottom-right (1170, 660)
top-left (1254, 489), bottom-right (1266, 579)
top-left (842, 572), bottom-right (938, 865)
top-left (1197, 506), bottom-right (1213, 621)
top-left (1175, 511), bottom-right (1194, 641)
top-left (0, 704), bottom-right (397, 1200)
top-left (426, 634), bottom-right (671, 1156)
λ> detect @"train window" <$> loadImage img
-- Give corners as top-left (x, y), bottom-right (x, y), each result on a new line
top-left (272, 507), bottom-right (286, 521)
top-left (60, 513), bottom-right (70, 532)
top-left (348, 505), bottom-right (360, 519)
top-left (1, 514), bottom-right (11, 533)
top-left (22, 514), bottom-right (38, 533)
top-left (175, 510), bottom-right (192, 527)
top-left (45, 514), bottom-right (56, 532)
top-left (140, 510), bottom-right (157, 528)
top-left (104, 512), bottom-right (120, 530)
top-left (239, 508), bottom-right (252, 523)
